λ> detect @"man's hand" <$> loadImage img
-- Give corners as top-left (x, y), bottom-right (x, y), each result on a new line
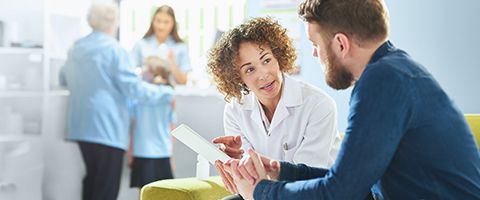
top-left (215, 160), bottom-right (238, 194)
top-left (224, 149), bottom-right (279, 200)
top-left (212, 135), bottom-right (244, 159)
top-left (230, 149), bottom-right (280, 183)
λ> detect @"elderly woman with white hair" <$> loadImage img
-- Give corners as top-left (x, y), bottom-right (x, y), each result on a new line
top-left (59, 3), bottom-right (174, 200)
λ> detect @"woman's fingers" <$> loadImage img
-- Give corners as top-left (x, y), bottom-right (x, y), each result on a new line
top-left (248, 149), bottom-right (267, 179)
top-left (223, 145), bottom-right (244, 158)
top-left (238, 157), bottom-right (256, 184)
top-left (213, 136), bottom-right (244, 159)
top-left (215, 160), bottom-right (237, 194)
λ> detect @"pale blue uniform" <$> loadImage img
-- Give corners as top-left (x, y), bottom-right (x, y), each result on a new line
top-left (59, 31), bottom-right (174, 150)
top-left (131, 98), bottom-right (176, 158)
top-left (130, 35), bottom-right (192, 72)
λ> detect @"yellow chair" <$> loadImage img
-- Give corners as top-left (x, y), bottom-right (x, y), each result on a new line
top-left (141, 176), bottom-right (230, 200)
top-left (465, 114), bottom-right (480, 149)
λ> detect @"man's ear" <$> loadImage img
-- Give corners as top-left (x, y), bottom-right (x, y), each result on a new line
top-left (333, 33), bottom-right (351, 59)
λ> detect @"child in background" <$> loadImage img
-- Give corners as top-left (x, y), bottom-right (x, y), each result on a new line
top-left (128, 56), bottom-right (176, 189)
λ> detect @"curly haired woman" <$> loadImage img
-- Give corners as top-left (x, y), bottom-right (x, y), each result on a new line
top-left (208, 17), bottom-right (342, 197)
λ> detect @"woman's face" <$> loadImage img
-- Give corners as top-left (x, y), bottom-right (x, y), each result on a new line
top-left (237, 42), bottom-right (283, 103)
top-left (153, 12), bottom-right (174, 39)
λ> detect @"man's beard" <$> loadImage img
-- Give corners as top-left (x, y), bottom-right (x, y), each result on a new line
top-left (324, 45), bottom-right (355, 90)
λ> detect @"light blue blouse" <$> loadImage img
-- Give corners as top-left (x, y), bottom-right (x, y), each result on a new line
top-left (131, 98), bottom-right (176, 158)
top-left (130, 35), bottom-right (192, 72)
top-left (59, 31), bottom-right (174, 150)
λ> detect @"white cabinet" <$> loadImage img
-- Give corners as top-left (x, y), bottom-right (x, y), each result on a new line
top-left (0, 0), bottom-right (90, 199)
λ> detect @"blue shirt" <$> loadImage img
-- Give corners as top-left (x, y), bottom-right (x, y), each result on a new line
top-left (254, 41), bottom-right (480, 199)
top-left (59, 31), bottom-right (174, 150)
top-left (131, 96), bottom-right (176, 158)
top-left (130, 35), bottom-right (192, 72)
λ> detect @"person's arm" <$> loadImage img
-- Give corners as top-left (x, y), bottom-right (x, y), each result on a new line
top-left (113, 48), bottom-right (174, 104)
top-left (127, 119), bottom-right (135, 168)
top-left (253, 66), bottom-right (414, 200)
top-left (213, 103), bottom-right (248, 194)
top-left (167, 49), bottom-right (188, 84)
top-left (291, 99), bottom-right (340, 168)
top-left (276, 161), bottom-right (329, 182)
top-left (223, 102), bottom-right (253, 152)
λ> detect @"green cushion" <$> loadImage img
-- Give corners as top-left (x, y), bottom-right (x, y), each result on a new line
top-left (465, 114), bottom-right (480, 149)
top-left (141, 176), bottom-right (232, 200)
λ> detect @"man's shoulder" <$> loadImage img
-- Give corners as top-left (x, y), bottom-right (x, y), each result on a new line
top-left (369, 50), bottom-right (430, 80)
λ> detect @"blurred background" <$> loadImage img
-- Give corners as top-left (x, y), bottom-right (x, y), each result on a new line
top-left (0, 0), bottom-right (478, 199)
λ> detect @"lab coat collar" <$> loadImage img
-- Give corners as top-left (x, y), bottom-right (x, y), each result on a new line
top-left (240, 76), bottom-right (304, 134)
top-left (239, 76), bottom-right (303, 110)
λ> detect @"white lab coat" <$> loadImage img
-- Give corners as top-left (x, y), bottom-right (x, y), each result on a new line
top-left (224, 76), bottom-right (341, 168)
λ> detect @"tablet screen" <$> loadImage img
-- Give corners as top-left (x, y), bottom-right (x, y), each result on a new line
top-left (171, 124), bottom-right (231, 164)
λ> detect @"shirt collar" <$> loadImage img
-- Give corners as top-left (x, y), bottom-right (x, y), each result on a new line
top-left (239, 75), bottom-right (303, 110)
top-left (368, 40), bottom-right (396, 64)
top-left (147, 35), bottom-right (175, 46)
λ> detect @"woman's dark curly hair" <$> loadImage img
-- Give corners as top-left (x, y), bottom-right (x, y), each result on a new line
top-left (208, 17), bottom-right (297, 103)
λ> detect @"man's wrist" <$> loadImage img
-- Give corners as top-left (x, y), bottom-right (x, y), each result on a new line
top-left (253, 179), bottom-right (276, 200)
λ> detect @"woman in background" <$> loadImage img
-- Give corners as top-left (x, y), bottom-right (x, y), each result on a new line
top-left (131, 5), bottom-right (191, 84)
top-left (128, 56), bottom-right (176, 190)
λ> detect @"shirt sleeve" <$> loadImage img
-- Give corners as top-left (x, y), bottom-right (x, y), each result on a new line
top-left (113, 47), bottom-right (174, 105)
top-left (277, 161), bottom-right (329, 181)
top-left (127, 99), bottom-right (137, 120)
top-left (223, 102), bottom-right (253, 152)
top-left (292, 98), bottom-right (340, 168)
top-left (253, 65), bottom-right (414, 200)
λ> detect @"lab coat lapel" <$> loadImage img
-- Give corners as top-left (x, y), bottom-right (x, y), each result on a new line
top-left (241, 93), bottom-right (265, 131)
top-left (269, 76), bottom-right (303, 133)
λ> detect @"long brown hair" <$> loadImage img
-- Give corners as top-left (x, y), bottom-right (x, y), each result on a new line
top-left (143, 5), bottom-right (183, 43)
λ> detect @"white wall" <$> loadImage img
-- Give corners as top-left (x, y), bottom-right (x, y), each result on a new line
top-left (249, 0), bottom-right (480, 131)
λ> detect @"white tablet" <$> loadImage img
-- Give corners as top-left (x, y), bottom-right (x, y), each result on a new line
top-left (171, 124), bottom-right (231, 164)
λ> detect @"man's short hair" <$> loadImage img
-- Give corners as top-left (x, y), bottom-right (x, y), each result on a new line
top-left (299, 0), bottom-right (389, 45)
top-left (87, 3), bottom-right (118, 33)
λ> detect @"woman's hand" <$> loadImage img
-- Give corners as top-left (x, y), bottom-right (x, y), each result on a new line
top-left (167, 50), bottom-right (177, 68)
top-left (166, 49), bottom-right (188, 84)
top-left (212, 135), bottom-right (244, 159)
top-left (215, 160), bottom-right (238, 194)
top-left (212, 135), bottom-right (243, 194)
top-left (224, 149), bottom-right (281, 199)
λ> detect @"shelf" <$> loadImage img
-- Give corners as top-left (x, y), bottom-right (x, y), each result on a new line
top-left (48, 90), bottom-right (70, 96)
top-left (0, 90), bottom-right (71, 97)
top-left (0, 135), bottom-right (41, 143)
top-left (0, 47), bottom-right (44, 55)
top-left (0, 91), bottom-right (44, 98)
